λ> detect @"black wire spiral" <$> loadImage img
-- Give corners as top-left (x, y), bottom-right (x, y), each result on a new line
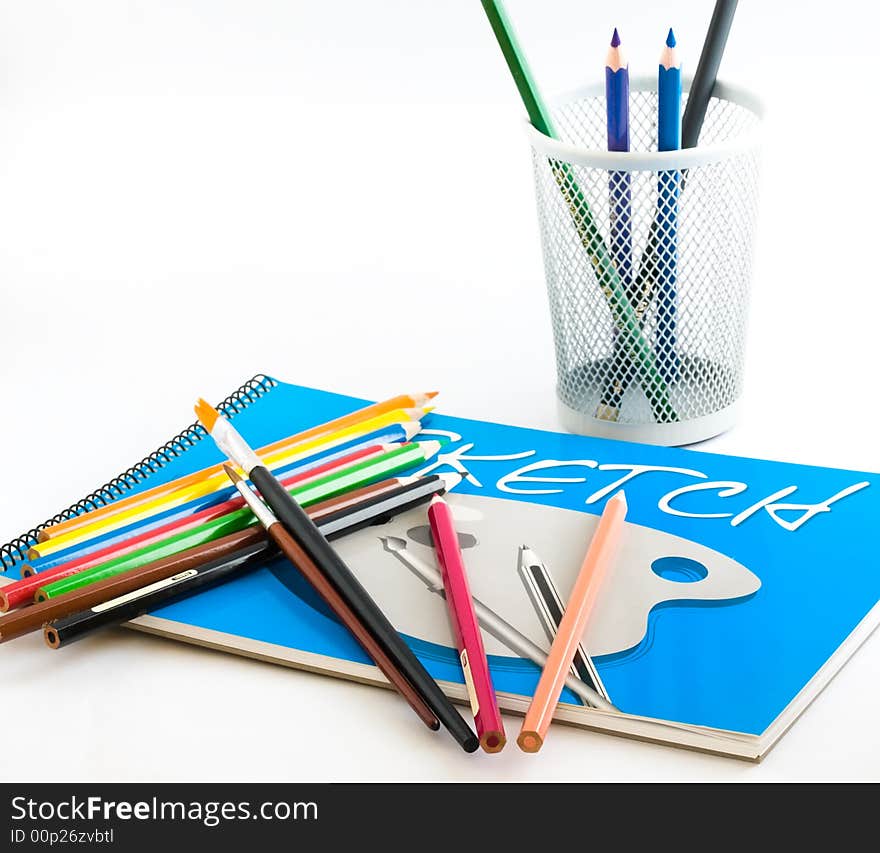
top-left (0, 374), bottom-right (278, 572)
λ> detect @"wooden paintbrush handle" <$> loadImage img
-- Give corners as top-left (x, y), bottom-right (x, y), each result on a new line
top-left (266, 523), bottom-right (440, 732)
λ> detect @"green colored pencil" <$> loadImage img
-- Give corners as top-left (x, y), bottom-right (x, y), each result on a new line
top-left (37, 441), bottom-right (443, 600)
top-left (479, 0), bottom-right (677, 422)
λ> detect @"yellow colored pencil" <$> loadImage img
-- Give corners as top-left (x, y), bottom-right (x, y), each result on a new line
top-left (31, 408), bottom-right (430, 559)
top-left (40, 391), bottom-right (437, 541)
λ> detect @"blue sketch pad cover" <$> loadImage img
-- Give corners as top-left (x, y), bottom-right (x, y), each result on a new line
top-left (4, 376), bottom-right (877, 757)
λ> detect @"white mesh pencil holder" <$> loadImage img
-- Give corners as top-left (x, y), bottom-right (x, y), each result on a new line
top-left (528, 77), bottom-right (763, 445)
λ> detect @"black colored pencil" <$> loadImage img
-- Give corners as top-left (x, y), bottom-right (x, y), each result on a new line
top-left (682, 0), bottom-right (739, 148)
top-left (196, 399), bottom-right (480, 754)
top-left (44, 541), bottom-right (268, 648)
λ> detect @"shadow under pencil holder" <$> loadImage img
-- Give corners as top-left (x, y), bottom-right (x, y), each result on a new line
top-left (527, 77), bottom-right (763, 446)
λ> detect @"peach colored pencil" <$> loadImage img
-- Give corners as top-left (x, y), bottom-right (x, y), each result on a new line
top-left (517, 491), bottom-right (627, 753)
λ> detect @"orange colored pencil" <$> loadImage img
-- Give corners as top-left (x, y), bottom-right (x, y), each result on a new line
top-left (39, 391), bottom-right (436, 541)
top-left (517, 491), bottom-right (627, 753)
top-left (257, 392), bottom-right (436, 456)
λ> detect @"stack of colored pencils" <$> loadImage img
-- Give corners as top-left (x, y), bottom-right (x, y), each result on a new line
top-left (0, 390), bottom-right (485, 751)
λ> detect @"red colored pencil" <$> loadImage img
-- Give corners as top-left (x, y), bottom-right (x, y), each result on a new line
top-left (0, 442), bottom-right (399, 611)
top-left (428, 495), bottom-right (506, 753)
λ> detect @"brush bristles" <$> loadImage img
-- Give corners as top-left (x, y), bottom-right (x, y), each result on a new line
top-left (223, 463), bottom-right (242, 485)
top-left (194, 398), bottom-right (221, 432)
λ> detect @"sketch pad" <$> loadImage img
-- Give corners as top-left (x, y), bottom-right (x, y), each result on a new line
top-left (3, 376), bottom-right (877, 760)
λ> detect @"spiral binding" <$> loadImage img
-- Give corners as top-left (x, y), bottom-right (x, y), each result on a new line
top-left (0, 374), bottom-right (279, 572)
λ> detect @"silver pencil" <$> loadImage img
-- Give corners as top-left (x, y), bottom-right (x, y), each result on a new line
top-left (517, 544), bottom-right (612, 704)
top-left (380, 536), bottom-right (617, 712)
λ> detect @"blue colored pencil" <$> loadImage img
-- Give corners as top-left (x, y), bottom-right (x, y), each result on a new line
top-left (595, 29), bottom-right (633, 422)
top-left (26, 425), bottom-right (416, 572)
top-left (657, 28), bottom-right (682, 381)
top-left (606, 28), bottom-right (632, 289)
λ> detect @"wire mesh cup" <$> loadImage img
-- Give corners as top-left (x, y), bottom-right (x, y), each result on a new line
top-left (528, 77), bottom-right (763, 446)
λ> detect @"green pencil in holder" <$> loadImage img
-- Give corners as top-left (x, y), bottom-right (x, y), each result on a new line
top-left (479, 0), bottom-right (677, 425)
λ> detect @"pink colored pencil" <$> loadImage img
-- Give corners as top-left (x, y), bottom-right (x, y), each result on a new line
top-left (0, 442), bottom-right (398, 612)
top-left (517, 491), bottom-right (627, 753)
top-left (428, 495), bottom-right (506, 753)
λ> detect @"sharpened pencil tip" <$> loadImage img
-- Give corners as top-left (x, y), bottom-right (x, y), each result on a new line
top-left (194, 398), bottom-right (221, 432)
top-left (611, 27), bottom-right (621, 48)
top-left (426, 391), bottom-right (439, 400)
top-left (417, 439), bottom-right (444, 459)
top-left (222, 463), bottom-right (242, 484)
top-left (666, 28), bottom-right (676, 48)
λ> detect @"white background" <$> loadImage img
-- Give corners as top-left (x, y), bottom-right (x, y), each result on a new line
top-left (1, 1), bottom-right (878, 780)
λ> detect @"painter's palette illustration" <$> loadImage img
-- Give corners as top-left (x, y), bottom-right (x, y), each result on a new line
top-left (333, 493), bottom-right (761, 660)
